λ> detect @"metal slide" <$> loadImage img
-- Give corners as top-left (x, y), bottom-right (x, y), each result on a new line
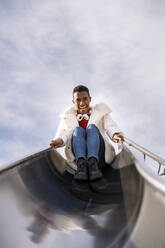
top-left (0, 143), bottom-right (164, 248)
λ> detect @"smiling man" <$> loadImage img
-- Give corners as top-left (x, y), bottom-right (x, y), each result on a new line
top-left (50, 85), bottom-right (124, 193)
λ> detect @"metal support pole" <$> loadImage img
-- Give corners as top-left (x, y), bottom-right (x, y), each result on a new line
top-left (124, 137), bottom-right (165, 176)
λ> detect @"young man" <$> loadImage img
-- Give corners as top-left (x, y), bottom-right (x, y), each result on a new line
top-left (50, 85), bottom-right (124, 193)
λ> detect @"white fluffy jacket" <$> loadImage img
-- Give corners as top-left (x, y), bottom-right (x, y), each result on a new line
top-left (55, 102), bottom-right (122, 169)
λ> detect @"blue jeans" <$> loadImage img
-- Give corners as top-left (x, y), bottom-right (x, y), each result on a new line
top-left (72, 124), bottom-right (106, 170)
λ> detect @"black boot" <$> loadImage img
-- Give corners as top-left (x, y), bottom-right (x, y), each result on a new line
top-left (88, 157), bottom-right (103, 181)
top-left (90, 178), bottom-right (110, 193)
top-left (72, 179), bottom-right (90, 194)
top-left (74, 158), bottom-right (88, 180)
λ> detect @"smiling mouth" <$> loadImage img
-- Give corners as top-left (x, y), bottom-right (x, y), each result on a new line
top-left (79, 106), bottom-right (87, 109)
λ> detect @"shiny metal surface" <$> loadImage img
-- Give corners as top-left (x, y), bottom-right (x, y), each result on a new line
top-left (124, 137), bottom-right (165, 167)
top-left (0, 146), bottom-right (164, 248)
top-left (124, 149), bottom-right (165, 248)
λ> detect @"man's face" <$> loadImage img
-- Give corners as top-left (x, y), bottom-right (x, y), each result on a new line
top-left (73, 91), bottom-right (91, 114)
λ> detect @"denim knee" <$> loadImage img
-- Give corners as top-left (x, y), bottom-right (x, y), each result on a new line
top-left (72, 126), bottom-right (86, 137)
top-left (86, 124), bottom-right (99, 134)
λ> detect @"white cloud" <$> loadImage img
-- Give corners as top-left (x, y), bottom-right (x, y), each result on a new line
top-left (0, 0), bottom-right (165, 167)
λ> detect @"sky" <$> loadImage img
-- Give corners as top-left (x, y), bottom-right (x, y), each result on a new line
top-left (0, 0), bottom-right (165, 175)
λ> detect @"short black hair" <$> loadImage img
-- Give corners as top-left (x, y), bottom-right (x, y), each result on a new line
top-left (73, 85), bottom-right (90, 96)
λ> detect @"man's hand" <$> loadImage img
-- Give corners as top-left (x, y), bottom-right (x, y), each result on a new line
top-left (113, 133), bottom-right (124, 143)
top-left (50, 138), bottom-right (64, 148)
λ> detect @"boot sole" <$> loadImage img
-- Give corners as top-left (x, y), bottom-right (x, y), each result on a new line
top-left (72, 180), bottom-right (90, 193)
top-left (90, 179), bottom-right (110, 193)
top-left (74, 173), bottom-right (88, 180)
top-left (89, 171), bottom-right (103, 181)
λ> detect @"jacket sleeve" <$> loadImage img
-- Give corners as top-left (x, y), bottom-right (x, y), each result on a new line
top-left (103, 114), bottom-right (123, 140)
top-left (53, 117), bottom-right (69, 146)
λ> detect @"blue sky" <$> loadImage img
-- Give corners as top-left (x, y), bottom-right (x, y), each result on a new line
top-left (0, 0), bottom-right (165, 173)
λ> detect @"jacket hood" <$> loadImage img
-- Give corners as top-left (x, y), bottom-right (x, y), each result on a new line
top-left (60, 102), bottom-right (112, 118)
